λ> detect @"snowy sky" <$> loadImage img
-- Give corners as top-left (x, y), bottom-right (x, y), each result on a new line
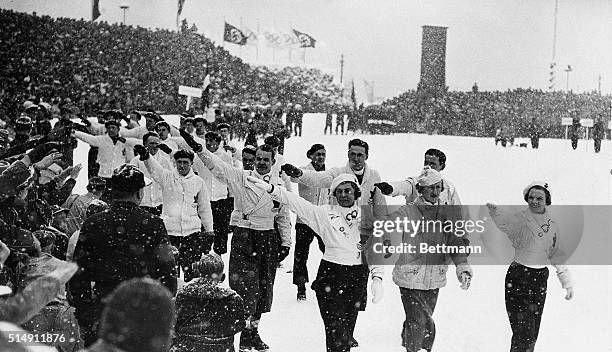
top-left (2, 0), bottom-right (611, 100)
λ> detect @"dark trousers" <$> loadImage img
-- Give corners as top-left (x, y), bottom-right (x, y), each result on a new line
top-left (336, 122), bottom-right (344, 135)
top-left (594, 138), bottom-right (601, 153)
top-left (87, 147), bottom-right (99, 179)
top-left (505, 262), bottom-right (548, 352)
top-left (140, 205), bottom-right (162, 216)
top-left (324, 122), bottom-right (333, 135)
top-left (211, 198), bottom-right (232, 255)
top-left (293, 223), bottom-right (325, 286)
top-left (313, 260), bottom-right (367, 352)
top-left (294, 123), bottom-right (302, 136)
top-left (169, 232), bottom-right (204, 282)
top-left (99, 178), bottom-right (113, 205)
top-left (400, 288), bottom-right (440, 352)
top-left (229, 227), bottom-right (279, 315)
top-left (530, 136), bottom-right (539, 149)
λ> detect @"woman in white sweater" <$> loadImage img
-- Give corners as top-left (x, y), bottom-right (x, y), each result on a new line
top-left (247, 173), bottom-right (383, 352)
top-left (487, 181), bottom-right (573, 352)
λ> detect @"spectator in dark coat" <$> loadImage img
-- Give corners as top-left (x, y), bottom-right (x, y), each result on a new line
top-left (173, 253), bottom-right (246, 352)
top-left (69, 164), bottom-right (177, 346)
top-left (570, 116), bottom-right (581, 150)
top-left (528, 117), bottom-right (541, 149)
top-left (592, 117), bottom-right (605, 153)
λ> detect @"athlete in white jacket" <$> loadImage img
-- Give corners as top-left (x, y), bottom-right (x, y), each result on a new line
top-left (247, 173), bottom-right (383, 352)
top-left (138, 147), bottom-right (214, 282)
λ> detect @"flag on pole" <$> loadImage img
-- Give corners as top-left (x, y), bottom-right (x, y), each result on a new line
top-left (202, 74), bottom-right (211, 91)
top-left (292, 29), bottom-right (316, 48)
top-left (178, 0), bottom-right (185, 17)
top-left (177, 0), bottom-right (185, 31)
top-left (201, 70), bottom-right (211, 110)
top-left (224, 22), bottom-right (247, 45)
top-left (92, 0), bottom-right (101, 21)
top-left (351, 80), bottom-right (357, 109)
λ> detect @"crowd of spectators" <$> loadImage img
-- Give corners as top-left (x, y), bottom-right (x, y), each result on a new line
top-left (0, 9), bottom-right (342, 125)
top-left (378, 88), bottom-right (611, 138)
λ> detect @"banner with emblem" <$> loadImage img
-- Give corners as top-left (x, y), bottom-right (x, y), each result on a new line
top-left (292, 29), bottom-right (316, 48)
top-left (224, 22), bottom-right (248, 45)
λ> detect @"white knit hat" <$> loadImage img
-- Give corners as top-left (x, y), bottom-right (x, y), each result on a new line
top-left (416, 166), bottom-right (442, 187)
top-left (523, 181), bottom-right (552, 198)
top-left (330, 173), bottom-right (360, 196)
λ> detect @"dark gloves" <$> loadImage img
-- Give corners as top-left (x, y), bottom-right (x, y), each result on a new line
top-left (223, 145), bottom-right (236, 153)
top-left (26, 142), bottom-right (61, 164)
top-left (133, 145), bottom-right (149, 161)
top-left (278, 246), bottom-right (291, 262)
top-left (281, 163), bottom-right (302, 178)
top-left (79, 117), bottom-right (92, 127)
top-left (179, 128), bottom-right (203, 153)
top-left (117, 136), bottom-right (126, 144)
top-left (374, 182), bottom-right (394, 196)
top-left (158, 143), bottom-right (172, 154)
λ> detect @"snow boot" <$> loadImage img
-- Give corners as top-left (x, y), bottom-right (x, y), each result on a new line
top-left (251, 324), bottom-right (269, 351)
top-left (239, 328), bottom-right (253, 351)
top-left (297, 284), bottom-right (307, 301)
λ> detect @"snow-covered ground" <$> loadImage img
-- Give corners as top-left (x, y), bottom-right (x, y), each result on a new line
top-left (70, 113), bottom-right (611, 351)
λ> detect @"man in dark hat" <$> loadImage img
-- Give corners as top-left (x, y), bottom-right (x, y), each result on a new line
top-left (9, 116), bottom-right (33, 148)
top-left (69, 164), bottom-right (177, 346)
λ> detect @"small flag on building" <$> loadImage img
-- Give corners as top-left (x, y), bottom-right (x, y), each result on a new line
top-left (224, 22), bottom-right (247, 45)
top-left (92, 0), bottom-right (101, 21)
top-left (292, 29), bottom-right (316, 48)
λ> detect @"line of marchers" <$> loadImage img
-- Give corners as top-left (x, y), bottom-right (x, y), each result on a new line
top-left (372, 242), bottom-right (482, 255)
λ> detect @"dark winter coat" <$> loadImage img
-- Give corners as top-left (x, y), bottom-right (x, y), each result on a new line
top-left (173, 278), bottom-right (246, 352)
top-left (69, 201), bottom-right (177, 313)
top-left (0, 160), bottom-right (31, 199)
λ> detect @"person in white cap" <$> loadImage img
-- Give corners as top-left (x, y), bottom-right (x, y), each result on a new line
top-left (375, 148), bottom-right (461, 206)
top-left (487, 181), bottom-right (573, 352)
top-left (281, 138), bottom-right (386, 348)
top-left (247, 173), bottom-right (383, 352)
top-left (384, 166), bottom-right (473, 352)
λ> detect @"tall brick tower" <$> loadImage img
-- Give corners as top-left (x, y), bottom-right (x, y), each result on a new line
top-left (418, 25), bottom-right (448, 94)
